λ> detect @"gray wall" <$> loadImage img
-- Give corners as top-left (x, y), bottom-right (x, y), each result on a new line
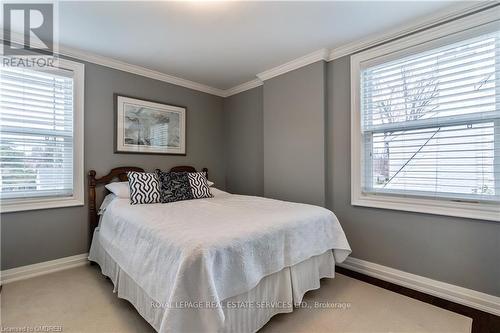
top-left (1, 59), bottom-right (225, 270)
top-left (263, 61), bottom-right (326, 206)
top-left (223, 87), bottom-right (264, 196)
top-left (222, 58), bottom-right (499, 296)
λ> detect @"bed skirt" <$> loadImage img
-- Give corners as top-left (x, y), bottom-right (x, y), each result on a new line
top-left (89, 229), bottom-right (336, 333)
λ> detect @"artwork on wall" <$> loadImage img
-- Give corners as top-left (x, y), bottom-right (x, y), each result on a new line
top-left (114, 95), bottom-right (186, 155)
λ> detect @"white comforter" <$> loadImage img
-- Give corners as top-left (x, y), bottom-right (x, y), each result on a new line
top-left (93, 189), bottom-right (351, 332)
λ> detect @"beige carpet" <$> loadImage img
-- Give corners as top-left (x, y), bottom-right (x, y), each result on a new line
top-left (1, 264), bottom-right (471, 333)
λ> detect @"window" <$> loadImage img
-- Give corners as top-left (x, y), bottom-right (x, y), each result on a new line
top-left (0, 59), bottom-right (84, 212)
top-left (351, 16), bottom-right (500, 221)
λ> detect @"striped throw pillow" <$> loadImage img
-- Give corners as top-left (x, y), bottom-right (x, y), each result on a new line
top-left (187, 172), bottom-right (212, 199)
top-left (127, 171), bottom-right (160, 205)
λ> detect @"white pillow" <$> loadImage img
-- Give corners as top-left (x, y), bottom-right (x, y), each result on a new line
top-left (105, 181), bottom-right (130, 198)
top-left (207, 180), bottom-right (215, 187)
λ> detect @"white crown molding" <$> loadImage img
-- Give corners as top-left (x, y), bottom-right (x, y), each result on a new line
top-left (224, 46), bottom-right (329, 96)
top-left (227, 47), bottom-right (329, 95)
top-left (339, 257), bottom-right (500, 317)
top-left (60, 45), bottom-right (227, 97)
top-left (256, 48), bottom-right (329, 82)
top-left (1, 253), bottom-right (89, 284)
top-left (2, 2), bottom-right (497, 98)
top-left (1, 31), bottom-right (226, 97)
top-left (227, 2), bottom-right (498, 96)
top-left (223, 78), bottom-right (263, 97)
top-left (328, 1), bottom-right (498, 61)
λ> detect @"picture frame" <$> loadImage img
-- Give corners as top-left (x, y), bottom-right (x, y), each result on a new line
top-left (114, 94), bottom-right (186, 155)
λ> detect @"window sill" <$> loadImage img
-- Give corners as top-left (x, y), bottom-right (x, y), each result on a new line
top-left (0, 196), bottom-right (84, 213)
top-left (352, 193), bottom-right (500, 222)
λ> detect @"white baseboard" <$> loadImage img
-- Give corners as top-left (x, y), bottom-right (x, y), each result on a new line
top-left (338, 257), bottom-right (500, 316)
top-left (2, 253), bottom-right (498, 317)
top-left (1, 253), bottom-right (89, 285)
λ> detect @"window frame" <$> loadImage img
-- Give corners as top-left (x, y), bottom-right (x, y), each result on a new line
top-left (350, 10), bottom-right (500, 222)
top-left (0, 58), bottom-right (85, 213)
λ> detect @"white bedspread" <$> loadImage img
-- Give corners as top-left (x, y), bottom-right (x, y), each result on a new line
top-left (93, 189), bottom-right (351, 332)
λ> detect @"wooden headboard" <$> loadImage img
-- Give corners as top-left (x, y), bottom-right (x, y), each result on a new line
top-left (87, 165), bottom-right (208, 247)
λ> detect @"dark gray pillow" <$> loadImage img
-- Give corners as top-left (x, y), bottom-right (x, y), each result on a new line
top-left (156, 170), bottom-right (194, 203)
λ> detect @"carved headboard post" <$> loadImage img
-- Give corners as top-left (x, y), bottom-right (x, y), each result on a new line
top-left (87, 167), bottom-right (145, 249)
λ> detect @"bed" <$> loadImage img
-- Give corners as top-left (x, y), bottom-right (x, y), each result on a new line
top-left (88, 166), bottom-right (351, 333)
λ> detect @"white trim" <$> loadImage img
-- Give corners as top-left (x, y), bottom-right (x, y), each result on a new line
top-left (327, 2), bottom-right (497, 61)
top-left (0, 58), bottom-right (85, 213)
top-left (224, 78), bottom-right (263, 97)
top-left (256, 48), bottom-right (329, 82)
top-left (0, 3), bottom-right (496, 98)
top-left (348, 7), bottom-right (500, 68)
top-left (3, 253), bottom-right (498, 317)
top-left (2, 255), bottom-right (498, 317)
top-left (1, 30), bottom-right (226, 97)
top-left (230, 3), bottom-right (498, 96)
top-left (70, 58), bottom-right (85, 213)
top-left (0, 197), bottom-right (85, 213)
top-left (59, 45), bottom-right (226, 97)
top-left (0, 253), bottom-right (89, 284)
top-left (352, 194), bottom-right (500, 222)
top-left (338, 257), bottom-right (500, 317)
top-left (350, 11), bottom-right (500, 222)
top-left (227, 47), bottom-right (330, 95)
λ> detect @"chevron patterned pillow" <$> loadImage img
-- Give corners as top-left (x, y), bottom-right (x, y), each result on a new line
top-left (127, 171), bottom-right (160, 205)
top-left (187, 172), bottom-right (212, 199)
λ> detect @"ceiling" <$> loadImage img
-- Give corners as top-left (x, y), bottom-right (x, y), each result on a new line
top-left (9, 1), bottom-right (474, 90)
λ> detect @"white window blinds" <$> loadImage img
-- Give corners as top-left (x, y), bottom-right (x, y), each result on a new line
top-left (0, 66), bottom-right (75, 200)
top-left (361, 29), bottom-right (500, 203)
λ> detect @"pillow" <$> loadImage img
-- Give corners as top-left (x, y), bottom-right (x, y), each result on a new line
top-left (127, 171), bottom-right (160, 205)
top-left (207, 180), bottom-right (215, 187)
top-left (98, 193), bottom-right (117, 215)
top-left (105, 181), bottom-right (130, 198)
top-left (156, 170), bottom-right (194, 203)
top-left (187, 172), bottom-right (213, 199)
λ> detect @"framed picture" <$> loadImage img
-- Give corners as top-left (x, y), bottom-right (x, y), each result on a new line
top-left (114, 95), bottom-right (186, 155)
